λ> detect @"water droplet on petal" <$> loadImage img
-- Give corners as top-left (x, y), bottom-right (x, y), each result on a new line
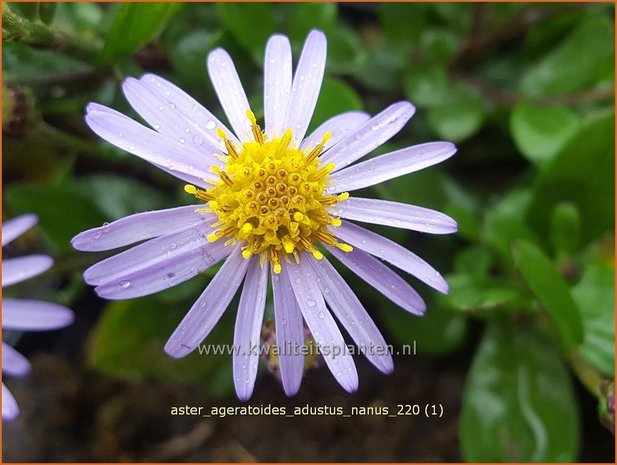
top-left (120, 280), bottom-right (131, 288)
top-left (205, 120), bottom-right (216, 130)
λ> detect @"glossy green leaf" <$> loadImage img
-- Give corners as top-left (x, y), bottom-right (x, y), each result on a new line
top-left (461, 322), bottom-right (579, 462)
top-left (218, 3), bottom-right (275, 60)
top-left (89, 295), bottom-right (234, 397)
top-left (510, 102), bottom-right (581, 167)
top-left (99, 3), bottom-right (181, 64)
top-left (572, 263), bottom-right (615, 376)
top-left (428, 85), bottom-right (484, 142)
top-left (514, 240), bottom-right (584, 349)
top-left (520, 14), bottom-right (613, 98)
top-left (310, 78), bottom-right (362, 132)
top-left (6, 183), bottom-right (108, 253)
top-left (528, 111), bottom-right (615, 243)
top-left (484, 189), bottom-right (537, 270)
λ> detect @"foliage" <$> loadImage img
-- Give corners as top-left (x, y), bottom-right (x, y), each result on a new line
top-left (2, 2), bottom-right (614, 461)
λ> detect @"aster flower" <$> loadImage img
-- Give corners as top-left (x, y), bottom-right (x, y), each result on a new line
top-left (72, 30), bottom-right (457, 400)
top-left (2, 215), bottom-right (74, 421)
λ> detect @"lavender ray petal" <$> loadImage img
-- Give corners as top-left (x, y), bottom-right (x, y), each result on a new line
top-left (139, 73), bottom-right (237, 147)
top-left (72, 206), bottom-right (213, 252)
top-left (301, 111), bottom-right (370, 152)
top-left (165, 246), bottom-right (249, 358)
top-left (321, 102), bottom-right (415, 172)
top-left (284, 30), bottom-right (327, 144)
top-left (207, 48), bottom-right (252, 141)
top-left (328, 142), bottom-right (457, 194)
top-left (2, 214), bottom-right (37, 247)
top-left (334, 221), bottom-right (449, 294)
top-left (264, 34), bottom-right (292, 138)
top-left (284, 256), bottom-right (358, 393)
top-left (326, 246), bottom-right (426, 315)
top-left (2, 343), bottom-right (31, 377)
top-left (2, 255), bottom-right (53, 287)
top-left (94, 239), bottom-right (230, 300)
top-left (271, 265), bottom-right (305, 396)
top-left (233, 258), bottom-right (269, 401)
top-left (2, 298), bottom-right (73, 331)
top-left (83, 220), bottom-right (216, 286)
top-left (309, 255), bottom-right (393, 374)
top-left (2, 383), bottom-right (19, 421)
top-left (85, 104), bottom-right (217, 187)
top-left (122, 77), bottom-right (222, 155)
top-left (333, 197), bottom-right (458, 234)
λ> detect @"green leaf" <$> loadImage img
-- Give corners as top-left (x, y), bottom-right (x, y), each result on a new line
top-left (454, 245), bottom-right (492, 276)
top-left (520, 15), bottom-right (614, 98)
top-left (3, 42), bottom-right (89, 83)
top-left (417, 28), bottom-right (460, 66)
top-left (326, 26), bottom-right (366, 76)
top-left (90, 295), bottom-right (235, 397)
top-left (461, 322), bottom-right (579, 462)
top-left (378, 3), bottom-right (426, 47)
top-left (310, 78), bottom-right (362, 131)
top-left (484, 189), bottom-right (537, 270)
top-left (54, 3), bottom-right (104, 36)
top-left (510, 102), bottom-right (581, 167)
top-left (99, 3), bottom-right (181, 64)
top-left (378, 300), bottom-right (467, 356)
top-left (6, 183), bottom-right (108, 253)
top-left (218, 3), bottom-right (275, 60)
top-left (353, 41), bottom-right (406, 93)
top-left (549, 202), bottom-right (581, 255)
top-left (572, 263), bottom-right (615, 376)
top-left (168, 30), bottom-right (218, 89)
top-left (528, 111), bottom-right (615, 243)
top-left (443, 274), bottom-right (525, 312)
top-left (428, 84), bottom-right (484, 142)
top-left (403, 63), bottom-right (449, 107)
top-left (287, 3), bottom-right (337, 44)
top-left (73, 174), bottom-right (171, 221)
top-left (514, 240), bottom-right (584, 349)
top-left (38, 3), bottom-right (56, 25)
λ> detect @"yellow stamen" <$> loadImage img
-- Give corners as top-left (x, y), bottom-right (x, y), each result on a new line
top-left (187, 114), bottom-right (351, 273)
top-left (247, 110), bottom-right (265, 145)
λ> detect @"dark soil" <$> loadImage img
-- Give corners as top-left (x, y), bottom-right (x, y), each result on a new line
top-left (4, 353), bottom-right (464, 462)
top-left (3, 350), bottom-right (613, 462)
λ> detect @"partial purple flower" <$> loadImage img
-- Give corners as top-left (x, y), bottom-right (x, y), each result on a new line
top-left (2, 215), bottom-right (74, 421)
top-left (73, 30), bottom-right (457, 400)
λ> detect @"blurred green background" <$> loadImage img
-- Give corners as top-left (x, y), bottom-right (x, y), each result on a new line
top-left (2, 2), bottom-right (614, 462)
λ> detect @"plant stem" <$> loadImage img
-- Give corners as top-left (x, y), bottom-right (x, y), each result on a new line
top-left (568, 351), bottom-right (605, 399)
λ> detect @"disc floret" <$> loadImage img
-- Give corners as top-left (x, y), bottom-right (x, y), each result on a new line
top-left (186, 111), bottom-right (351, 273)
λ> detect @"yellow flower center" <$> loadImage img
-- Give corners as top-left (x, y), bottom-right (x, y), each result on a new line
top-left (185, 111), bottom-right (351, 273)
